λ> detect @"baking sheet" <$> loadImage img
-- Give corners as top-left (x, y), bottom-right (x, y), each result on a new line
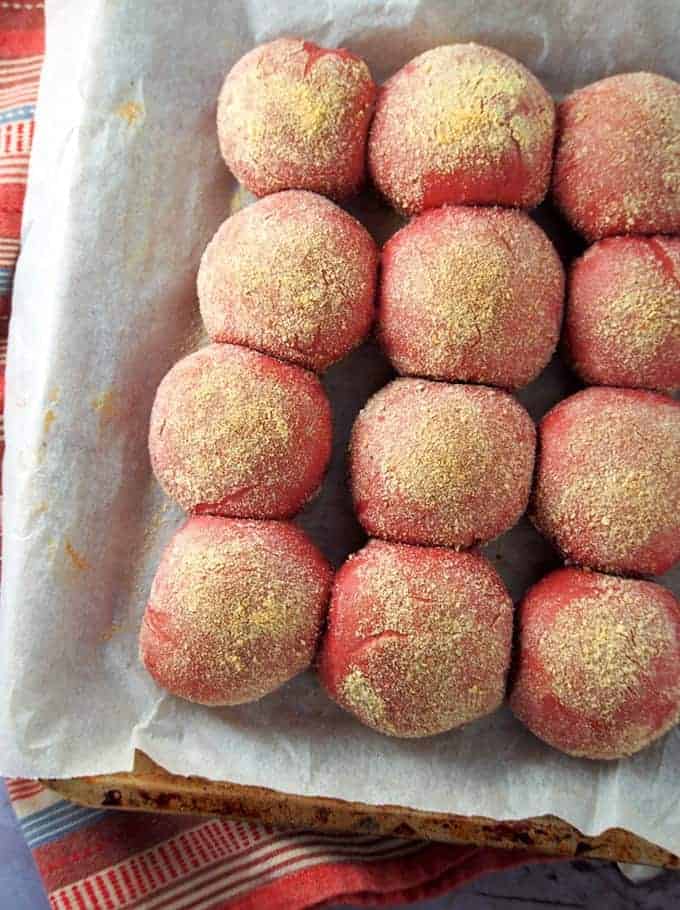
top-left (2, 0), bottom-right (680, 854)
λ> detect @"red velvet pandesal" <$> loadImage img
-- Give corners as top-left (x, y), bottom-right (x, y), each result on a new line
top-left (198, 191), bottom-right (377, 372)
top-left (368, 43), bottom-right (555, 215)
top-left (564, 236), bottom-right (680, 391)
top-left (350, 379), bottom-right (536, 548)
top-left (218, 38), bottom-right (376, 200)
top-left (148, 344), bottom-right (332, 518)
top-left (532, 388), bottom-right (680, 576)
top-left (510, 567), bottom-right (680, 759)
top-left (379, 206), bottom-right (564, 388)
top-left (319, 539), bottom-right (513, 737)
top-left (553, 73), bottom-right (680, 240)
top-left (140, 517), bottom-right (332, 705)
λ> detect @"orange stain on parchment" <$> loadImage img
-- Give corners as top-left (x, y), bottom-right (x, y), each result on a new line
top-left (100, 621), bottom-right (123, 643)
top-left (64, 539), bottom-right (89, 572)
top-left (116, 101), bottom-right (144, 125)
top-left (92, 389), bottom-right (119, 429)
top-left (31, 501), bottom-right (48, 518)
top-left (40, 388), bottom-right (59, 443)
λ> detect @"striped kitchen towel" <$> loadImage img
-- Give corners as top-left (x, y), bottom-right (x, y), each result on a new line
top-left (8, 779), bottom-right (542, 909)
top-left (2, 3), bottom-right (543, 907)
top-left (0, 0), bottom-right (41, 321)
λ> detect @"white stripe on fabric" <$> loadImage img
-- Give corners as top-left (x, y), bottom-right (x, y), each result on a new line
top-left (49, 826), bottom-right (402, 910)
top-left (136, 836), bottom-right (415, 910)
top-left (0, 67), bottom-right (43, 88)
top-left (5, 780), bottom-right (42, 798)
top-left (0, 54), bottom-right (44, 75)
top-left (50, 839), bottom-right (410, 910)
top-left (0, 77), bottom-right (38, 91)
top-left (0, 56), bottom-right (44, 69)
top-left (0, 84), bottom-right (38, 102)
top-left (0, 152), bottom-right (30, 161)
top-left (9, 784), bottom-right (61, 819)
top-left (0, 161), bottom-right (30, 173)
top-left (0, 64), bottom-right (39, 76)
top-left (163, 843), bottom-right (424, 910)
top-left (106, 840), bottom-right (422, 910)
top-left (5, 786), bottom-right (44, 804)
top-left (0, 67), bottom-right (39, 82)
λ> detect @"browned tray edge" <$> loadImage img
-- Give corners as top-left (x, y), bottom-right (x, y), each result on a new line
top-left (43, 753), bottom-right (678, 869)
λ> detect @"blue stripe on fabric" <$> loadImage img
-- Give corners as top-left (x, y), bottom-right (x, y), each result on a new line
top-left (20, 803), bottom-right (105, 836)
top-left (20, 800), bottom-right (98, 832)
top-left (0, 104), bottom-right (35, 124)
top-left (24, 810), bottom-right (108, 849)
top-left (21, 805), bottom-right (104, 839)
top-left (0, 272), bottom-right (14, 294)
top-left (20, 801), bottom-right (108, 844)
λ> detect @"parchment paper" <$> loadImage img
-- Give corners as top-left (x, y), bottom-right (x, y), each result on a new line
top-left (2, 0), bottom-right (680, 854)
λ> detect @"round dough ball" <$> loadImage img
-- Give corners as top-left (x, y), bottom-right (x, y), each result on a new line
top-left (149, 344), bottom-right (332, 518)
top-left (368, 43), bottom-right (555, 215)
top-left (350, 379), bottom-right (536, 548)
top-left (318, 539), bottom-right (513, 737)
top-left (378, 206), bottom-right (564, 389)
top-left (531, 387), bottom-right (680, 576)
top-left (217, 38), bottom-right (376, 200)
top-left (140, 517), bottom-right (332, 705)
top-left (552, 73), bottom-right (680, 240)
top-left (510, 567), bottom-right (680, 759)
top-left (564, 236), bottom-right (680, 391)
top-left (198, 191), bottom-right (377, 372)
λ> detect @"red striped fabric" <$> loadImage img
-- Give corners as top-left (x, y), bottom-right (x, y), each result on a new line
top-left (1, 3), bottom-right (545, 906)
top-left (6, 778), bottom-right (43, 800)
